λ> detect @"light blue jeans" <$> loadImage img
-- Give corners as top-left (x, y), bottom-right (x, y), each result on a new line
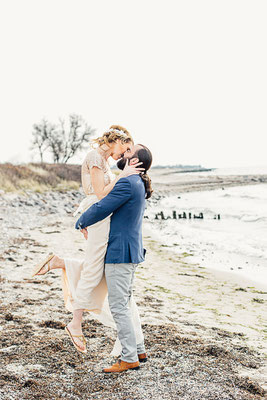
top-left (105, 263), bottom-right (146, 363)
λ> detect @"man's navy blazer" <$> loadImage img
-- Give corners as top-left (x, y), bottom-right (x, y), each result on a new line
top-left (75, 174), bottom-right (146, 264)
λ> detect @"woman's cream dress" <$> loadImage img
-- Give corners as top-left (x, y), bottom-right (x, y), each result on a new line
top-left (61, 149), bottom-right (144, 355)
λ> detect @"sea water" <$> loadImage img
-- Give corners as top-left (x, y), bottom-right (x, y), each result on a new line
top-left (145, 168), bottom-right (267, 287)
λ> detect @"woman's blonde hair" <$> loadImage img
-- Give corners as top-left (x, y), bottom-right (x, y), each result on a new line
top-left (91, 125), bottom-right (133, 148)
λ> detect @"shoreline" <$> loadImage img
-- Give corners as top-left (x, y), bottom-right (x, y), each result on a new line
top-left (203, 266), bottom-right (267, 292)
top-left (142, 229), bottom-right (267, 352)
top-left (141, 231), bottom-right (267, 389)
top-left (0, 182), bottom-right (266, 399)
top-left (144, 181), bottom-right (267, 291)
top-left (148, 169), bottom-right (267, 196)
top-left (144, 224), bottom-right (267, 292)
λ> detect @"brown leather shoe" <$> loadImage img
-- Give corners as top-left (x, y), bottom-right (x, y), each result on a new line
top-left (138, 353), bottom-right (148, 363)
top-left (103, 359), bottom-right (140, 373)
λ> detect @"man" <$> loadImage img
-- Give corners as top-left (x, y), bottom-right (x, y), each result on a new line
top-left (75, 144), bottom-right (153, 372)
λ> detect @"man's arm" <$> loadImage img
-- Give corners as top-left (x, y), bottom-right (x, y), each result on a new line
top-left (75, 178), bottom-right (132, 230)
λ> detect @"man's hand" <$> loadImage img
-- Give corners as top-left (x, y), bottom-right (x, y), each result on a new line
top-left (80, 228), bottom-right (88, 240)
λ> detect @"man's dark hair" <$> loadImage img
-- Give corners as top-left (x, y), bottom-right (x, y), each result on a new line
top-left (136, 144), bottom-right (153, 199)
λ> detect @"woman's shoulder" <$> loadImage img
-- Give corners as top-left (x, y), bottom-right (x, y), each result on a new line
top-left (83, 148), bottom-right (105, 169)
top-left (84, 148), bottom-right (102, 159)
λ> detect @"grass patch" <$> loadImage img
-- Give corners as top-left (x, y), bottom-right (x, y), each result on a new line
top-left (251, 289), bottom-right (267, 295)
top-left (145, 288), bottom-right (156, 292)
top-left (252, 298), bottom-right (264, 304)
top-left (154, 285), bottom-right (171, 294)
top-left (181, 252), bottom-right (194, 257)
top-left (0, 163), bottom-right (81, 193)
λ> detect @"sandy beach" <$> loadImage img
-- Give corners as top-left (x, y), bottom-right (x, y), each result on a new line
top-left (0, 169), bottom-right (266, 399)
top-left (1, 0), bottom-right (267, 396)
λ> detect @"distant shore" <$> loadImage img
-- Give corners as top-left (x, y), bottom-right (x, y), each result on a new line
top-left (1, 162), bottom-right (267, 195)
top-left (149, 167), bottom-right (267, 196)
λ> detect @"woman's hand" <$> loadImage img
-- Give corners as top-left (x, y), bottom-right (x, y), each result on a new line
top-left (119, 158), bottom-right (145, 179)
top-left (80, 228), bottom-right (88, 240)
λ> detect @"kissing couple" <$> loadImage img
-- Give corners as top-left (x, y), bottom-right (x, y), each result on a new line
top-left (32, 125), bottom-right (153, 373)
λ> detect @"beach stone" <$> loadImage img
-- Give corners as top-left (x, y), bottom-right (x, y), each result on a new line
top-left (0, 345), bottom-right (18, 353)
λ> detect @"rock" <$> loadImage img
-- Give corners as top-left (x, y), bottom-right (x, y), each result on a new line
top-left (6, 257), bottom-right (16, 262)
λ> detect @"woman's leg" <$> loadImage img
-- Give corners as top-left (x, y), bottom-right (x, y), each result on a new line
top-left (37, 256), bottom-right (86, 350)
top-left (63, 216), bottom-right (111, 352)
top-left (66, 309), bottom-right (86, 351)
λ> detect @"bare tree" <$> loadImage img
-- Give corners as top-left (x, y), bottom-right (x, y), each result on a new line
top-left (57, 114), bottom-right (95, 163)
top-left (31, 119), bottom-right (53, 162)
top-left (31, 114), bottom-right (95, 163)
top-left (46, 124), bottom-right (63, 163)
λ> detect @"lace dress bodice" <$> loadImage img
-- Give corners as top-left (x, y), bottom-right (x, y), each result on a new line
top-left (81, 149), bottom-right (115, 195)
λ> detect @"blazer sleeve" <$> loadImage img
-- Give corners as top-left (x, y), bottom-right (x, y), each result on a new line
top-left (75, 178), bottom-right (132, 229)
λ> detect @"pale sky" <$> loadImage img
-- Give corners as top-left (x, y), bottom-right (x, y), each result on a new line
top-left (0, 0), bottom-right (266, 168)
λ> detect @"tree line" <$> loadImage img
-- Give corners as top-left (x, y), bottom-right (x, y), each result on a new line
top-left (31, 114), bottom-right (95, 163)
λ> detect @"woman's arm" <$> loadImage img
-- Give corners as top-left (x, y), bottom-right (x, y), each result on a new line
top-left (91, 158), bottom-right (144, 200)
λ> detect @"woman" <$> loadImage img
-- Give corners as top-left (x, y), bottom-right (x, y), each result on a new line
top-left (32, 125), bottom-right (144, 354)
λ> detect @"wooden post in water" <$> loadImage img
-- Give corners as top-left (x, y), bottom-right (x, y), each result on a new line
top-left (160, 211), bottom-right (165, 220)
